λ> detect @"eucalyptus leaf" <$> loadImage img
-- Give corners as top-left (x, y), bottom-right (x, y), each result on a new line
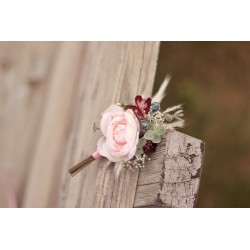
top-left (93, 122), bottom-right (98, 133)
top-left (152, 134), bottom-right (161, 143)
top-left (135, 148), bottom-right (144, 156)
top-left (136, 138), bottom-right (146, 156)
top-left (137, 138), bottom-right (146, 147)
top-left (164, 114), bottom-right (173, 122)
top-left (143, 130), bottom-right (155, 140)
top-left (147, 123), bottom-right (155, 130)
top-left (154, 125), bottom-right (165, 136)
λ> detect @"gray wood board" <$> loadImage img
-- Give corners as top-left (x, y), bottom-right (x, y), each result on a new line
top-left (134, 130), bottom-right (205, 208)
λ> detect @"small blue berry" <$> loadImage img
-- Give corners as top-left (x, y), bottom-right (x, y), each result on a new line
top-left (140, 120), bottom-right (148, 130)
top-left (150, 102), bottom-right (161, 112)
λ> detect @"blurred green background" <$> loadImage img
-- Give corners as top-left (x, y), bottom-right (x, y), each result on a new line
top-left (154, 42), bottom-right (250, 207)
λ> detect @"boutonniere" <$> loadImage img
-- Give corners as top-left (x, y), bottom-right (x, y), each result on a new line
top-left (69, 76), bottom-right (184, 176)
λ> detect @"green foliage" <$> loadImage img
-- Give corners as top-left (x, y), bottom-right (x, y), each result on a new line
top-left (135, 138), bottom-right (147, 156)
top-left (93, 122), bottom-right (100, 133)
top-left (164, 113), bottom-right (173, 122)
top-left (143, 130), bottom-right (155, 140)
top-left (143, 125), bottom-right (166, 144)
top-left (154, 125), bottom-right (165, 136)
top-left (152, 134), bottom-right (161, 143)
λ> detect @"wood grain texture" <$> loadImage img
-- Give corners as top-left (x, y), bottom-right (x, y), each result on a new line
top-left (0, 42), bottom-right (205, 208)
top-left (23, 42), bottom-right (85, 207)
top-left (59, 42), bottom-right (160, 208)
top-left (134, 130), bottom-right (205, 208)
top-left (0, 42), bottom-right (59, 206)
top-left (0, 42), bottom-right (159, 207)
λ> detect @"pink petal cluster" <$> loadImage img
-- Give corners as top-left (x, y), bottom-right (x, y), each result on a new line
top-left (97, 105), bottom-right (140, 162)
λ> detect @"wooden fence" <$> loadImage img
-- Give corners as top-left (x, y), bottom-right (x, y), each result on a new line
top-left (0, 42), bottom-right (204, 207)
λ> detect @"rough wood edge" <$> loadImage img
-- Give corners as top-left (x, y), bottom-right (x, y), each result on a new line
top-left (134, 130), bottom-right (205, 208)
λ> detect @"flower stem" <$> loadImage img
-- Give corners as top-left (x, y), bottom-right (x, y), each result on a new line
top-left (69, 156), bottom-right (95, 176)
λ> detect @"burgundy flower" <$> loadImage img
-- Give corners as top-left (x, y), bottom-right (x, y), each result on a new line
top-left (143, 140), bottom-right (157, 154)
top-left (125, 95), bottom-right (151, 119)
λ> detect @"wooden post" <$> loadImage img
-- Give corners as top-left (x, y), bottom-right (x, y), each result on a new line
top-left (59, 42), bottom-right (160, 208)
top-left (134, 130), bottom-right (205, 208)
top-left (20, 42), bottom-right (160, 207)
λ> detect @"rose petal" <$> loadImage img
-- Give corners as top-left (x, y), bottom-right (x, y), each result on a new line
top-left (100, 105), bottom-right (124, 136)
top-left (97, 136), bottom-right (107, 156)
top-left (97, 104), bottom-right (140, 162)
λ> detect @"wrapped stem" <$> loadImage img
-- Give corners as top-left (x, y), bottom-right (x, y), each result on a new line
top-left (69, 156), bottom-right (95, 176)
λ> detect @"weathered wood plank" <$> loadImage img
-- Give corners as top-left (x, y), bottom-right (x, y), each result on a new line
top-left (134, 130), bottom-right (205, 208)
top-left (23, 42), bottom-right (84, 207)
top-left (59, 42), bottom-right (160, 207)
top-left (0, 42), bottom-right (59, 206)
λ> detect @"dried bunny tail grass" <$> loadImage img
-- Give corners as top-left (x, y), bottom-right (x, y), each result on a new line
top-left (114, 162), bottom-right (124, 178)
top-left (163, 104), bottom-right (183, 114)
top-left (164, 120), bottom-right (185, 130)
top-left (152, 75), bottom-right (171, 104)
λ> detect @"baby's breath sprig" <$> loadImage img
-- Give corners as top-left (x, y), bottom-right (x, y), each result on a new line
top-left (123, 154), bottom-right (150, 171)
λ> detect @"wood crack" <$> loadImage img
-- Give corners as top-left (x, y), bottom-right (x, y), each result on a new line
top-left (134, 130), bottom-right (205, 208)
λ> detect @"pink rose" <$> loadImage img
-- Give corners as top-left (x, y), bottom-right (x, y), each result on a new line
top-left (97, 105), bottom-right (140, 162)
